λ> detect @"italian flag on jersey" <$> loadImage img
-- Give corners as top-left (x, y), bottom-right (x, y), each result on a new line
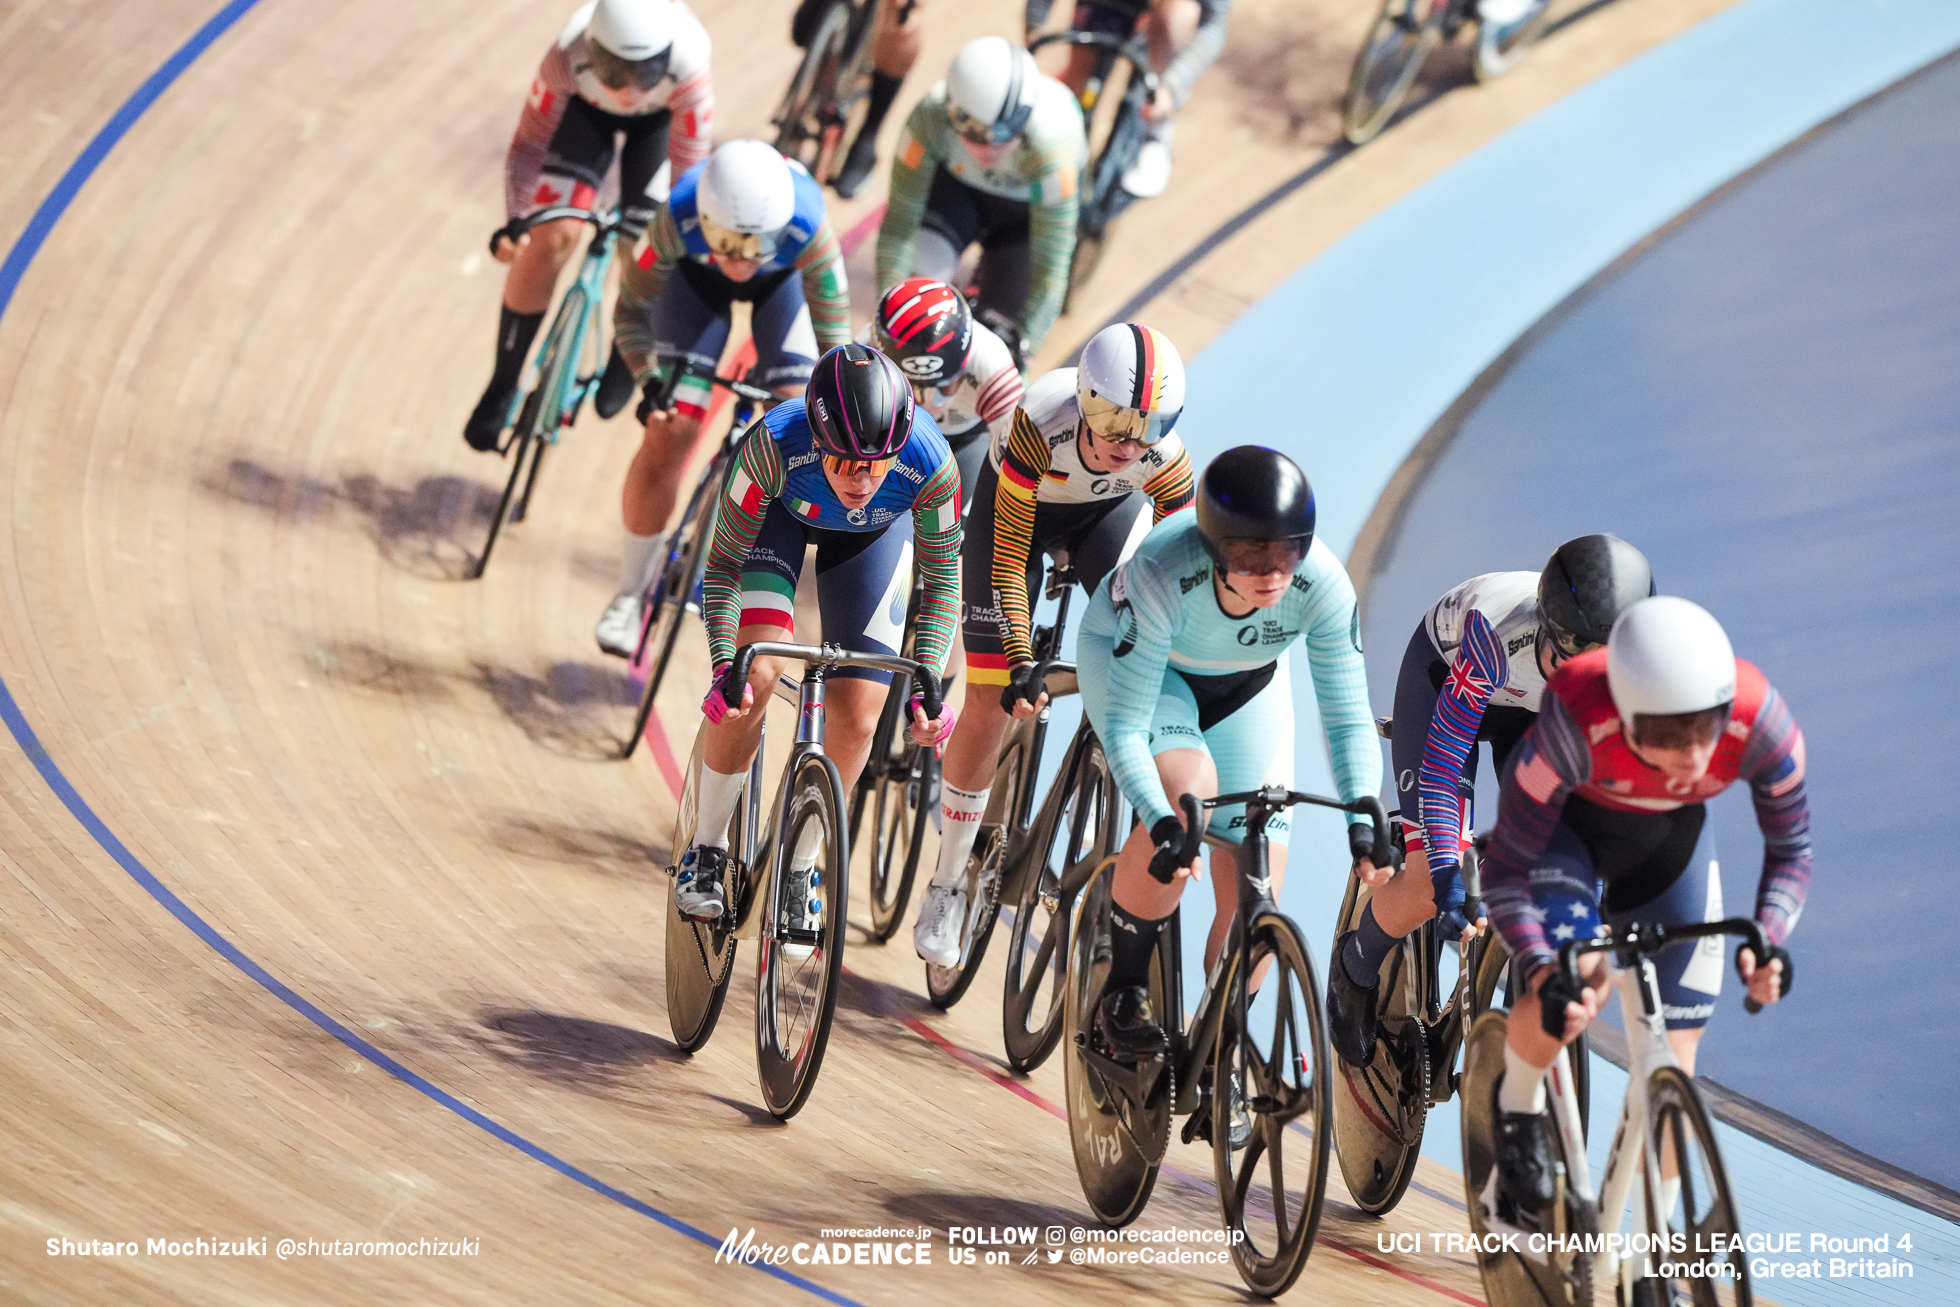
top-left (739, 571), bottom-right (796, 630)
top-left (728, 465), bottom-right (767, 516)
top-left (917, 495), bottom-right (959, 537)
top-left (787, 496), bottom-right (822, 520)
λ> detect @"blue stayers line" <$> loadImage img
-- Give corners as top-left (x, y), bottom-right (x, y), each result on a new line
top-left (0, 7), bottom-right (862, 1302)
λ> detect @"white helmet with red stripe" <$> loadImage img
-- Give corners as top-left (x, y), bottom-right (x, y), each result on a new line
top-left (1076, 323), bottom-right (1184, 446)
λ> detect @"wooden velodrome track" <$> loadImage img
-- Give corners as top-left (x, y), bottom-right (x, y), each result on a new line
top-left (0, 0), bottom-right (1742, 1302)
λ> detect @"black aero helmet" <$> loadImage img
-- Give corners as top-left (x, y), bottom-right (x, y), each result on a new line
top-left (1195, 446), bottom-right (1316, 564)
top-left (1539, 533), bottom-right (1656, 656)
top-left (805, 343), bottom-right (916, 459)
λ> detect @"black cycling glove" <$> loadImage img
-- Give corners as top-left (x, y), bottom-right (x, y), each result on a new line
top-left (998, 662), bottom-right (1041, 714)
top-left (1537, 970), bottom-right (1582, 1040)
top-left (1146, 815), bottom-right (1190, 885)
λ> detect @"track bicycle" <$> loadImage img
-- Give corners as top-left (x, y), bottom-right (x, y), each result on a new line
top-left (663, 641), bottom-right (944, 1119)
top-left (917, 550), bottom-right (1083, 1007)
top-left (1461, 918), bottom-right (1792, 1306)
top-left (471, 205), bottom-right (625, 579)
top-left (620, 364), bottom-right (779, 760)
top-left (775, 0), bottom-right (909, 187)
top-left (1063, 786), bottom-right (1390, 1296)
top-left (847, 551), bottom-right (935, 943)
top-left (1029, 26), bottom-right (1160, 306)
top-left (1340, 0), bottom-right (1555, 146)
top-left (1328, 716), bottom-right (1589, 1215)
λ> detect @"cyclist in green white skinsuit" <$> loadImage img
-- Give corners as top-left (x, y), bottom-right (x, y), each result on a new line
top-left (1076, 446), bottom-right (1384, 1054)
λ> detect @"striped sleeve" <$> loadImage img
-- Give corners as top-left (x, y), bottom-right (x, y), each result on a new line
top-left (614, 209), bottom-right (689, 384)
top-left (875, 101), bottom-right (941, 294)
top-left (1141, 447), bottom-right (1195, 522)
top-left (702, 425), bottom-right (786, 668)
top-left (1481, 697), bottom-right (1593, 981)
top-left (990, 410), bottom-right (1052, 669)
top-left (974, 360), bottom-right (1026, 434)
top-left (666, 71), bottom-right (714, 176)
top-left (793, 217), bottom-right (852, 350)
top-left (504, 50), bottom-right (578, 220)
top-left (910, 455), bottom-right (964, 676)
top-left (1021, 162), bottom-right (1078, 353)
top-left (1741, 685), bottom-right (1813, 945)
top-left (1415, 608), bottom-right (1507, 887)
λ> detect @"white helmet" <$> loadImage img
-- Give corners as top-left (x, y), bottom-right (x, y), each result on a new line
top-left (946, 37), bottom-right (1039, 145)
top-left (585, 0), bottom-right (676, 91)
top-left (697, 141), bottom-right (796, 260)
top-left (1606, 596), bottom-right (1737, 724)
top-left (1076, 323), bottom-right (1185, 446)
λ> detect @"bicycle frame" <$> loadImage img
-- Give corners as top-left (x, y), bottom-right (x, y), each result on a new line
top-left (499, 207), bottom-right (621, 443)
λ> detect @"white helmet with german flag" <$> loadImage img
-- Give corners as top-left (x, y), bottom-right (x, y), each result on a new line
top-left (1076, 323), bottom-right (1184, 446)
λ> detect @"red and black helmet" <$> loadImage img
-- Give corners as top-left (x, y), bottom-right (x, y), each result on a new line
top-left (873, 278), bottom-right (974, 389)
top-left (805, 344), bottom-right (916, 460)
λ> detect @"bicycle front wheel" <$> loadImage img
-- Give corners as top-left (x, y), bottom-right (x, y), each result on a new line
top-left (1002, 728), bottom-right (1115, 1071)
top-left (925, 740), bottom-right (1023, 1010)
top-left (1637, 1066), bottom-right (1752, 1305)
top-left (471, 290), bottom-right (581, 577)
top-left (1341, 0), bottom-right (1443, 146)
top-left (755, 751), bottom-right (849, 1119)
top-left (774, 0), bottom-right (856, 177)
top-left (1214, 912), bottom-right (1333, 1297)
top-left (623, 502), bottom-right (709, 759)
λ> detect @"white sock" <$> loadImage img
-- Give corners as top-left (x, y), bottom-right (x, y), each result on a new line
top-left (617, 527), bottom-right (662, 599)
top-left (694, 764), bottom-right (746, 851)
top-left (1146, 116), bottom-right (1175, 147)
top-left (1654, 1175), bottom-right (1681, 1224)
top-left (1500, 1043), bottom-right (1548, 1114)
top-left (789, 819), bottom-right (823, 874)
top-left (930, 783), bottom-right (991, 889)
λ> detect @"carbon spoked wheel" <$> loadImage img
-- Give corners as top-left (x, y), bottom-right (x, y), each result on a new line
top-left (1472, 0), bottom-right (1553, 81)
top-left (755, 753), bottom-right (848, 1119)
top-left (622, 525), bottom-right (702, 759)
top-left (925, 744), bottom-right (1022, 1010)
top-left (1003, 732), bottom-right (1113, 1072)
top-left (1640, 1067), bottom-right (1752, 1306)
top-left (1461, 1011), bottom-right (1596, 1307)
top-left (1215, 914), bottom-right (1333, 1297)
top-left (1341, 0), bottom-right (1442, 145)
top-left (1062, 868), bottom-right (1163, 1226)
top-left (774, 0), bottom-right (854, 178)
top-left (664, 734), bottom-right (745, 1052)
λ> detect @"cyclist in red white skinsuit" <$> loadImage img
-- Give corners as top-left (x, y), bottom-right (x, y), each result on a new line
top-left (463, 0), bottom-right (715, 452)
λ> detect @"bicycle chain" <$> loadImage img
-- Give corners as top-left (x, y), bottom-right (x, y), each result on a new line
top-left (682, 861), bottom-right (746, 992)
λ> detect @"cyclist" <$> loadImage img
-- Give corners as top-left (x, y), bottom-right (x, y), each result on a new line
top-left (1075, 446), bottom-right (1383, 1054)
top-left (861, 278), bottom-right (1025, 508)
top-left (913, 322), bottom-right (1193, 967)
top-left (1024, 0), bottom-right (1232, 198)
top-left (1478, 596), bottom-right (1809, 1216)
top-left (595, 139), bottom-right (851, 658)
top-left (875, 36), bottom-right (1087, 366)
top-left (464, 0), bottom-right (715, 452)
top-left (790, 0), bottom-right (925, 199)
top-left (673, 344), bottom-right (961, 925)
top-left (1325, 534), bottom-right (1655, 1068)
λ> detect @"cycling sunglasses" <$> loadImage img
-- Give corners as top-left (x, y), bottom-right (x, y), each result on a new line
top-left (1080, 391), bottom-right (1178, 447)
top-left (822, 453), bottom-right (897, 479)
top-left (1542, 621), bottom-right (1603, 662)
top-left (698, 214), bottom-right (781, 264)
top-left (946, 99), bottom-right (1032, 147)
top-left (1218, 537), bottom-right (1307, 576)
top-left (589, 46), bottom-right (672, 93)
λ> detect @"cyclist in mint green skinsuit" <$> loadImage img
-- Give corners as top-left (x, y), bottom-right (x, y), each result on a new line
top-left (1076, 446), bottom-right (1384, 1056)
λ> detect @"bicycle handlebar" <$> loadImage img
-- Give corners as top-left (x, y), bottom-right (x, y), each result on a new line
top-left (1201, 787), bottom-right (1391, 867)
top-left (489, 206), bottom-right (624, 254)
top-left (1027, 30), bottom-right (1160, 92)
top-left (1556, 917), bottom-right (1784, 1014)
top-left (720, 641), bottom-right (944, 720)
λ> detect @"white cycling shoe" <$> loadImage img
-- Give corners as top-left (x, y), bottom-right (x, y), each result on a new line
top-left (1477, 0), bottom-right (1535, 22)
top-left (594, 593), bottom-right (641, 659)
top-left (913, 882), bottom-right (967, 968)
top-left (1121, 138), bottom-right (1173, 200)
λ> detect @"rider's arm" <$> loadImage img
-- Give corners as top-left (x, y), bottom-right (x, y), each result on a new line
top-left (665, 14), bottom-right (716, 177)
top-left (1161, 0), bottom-right (1233, 109)
top-left (1480, 697), bottom-right (1592, 980)
top-left (910, 456), bottom-right (965, 676)
top-left (1740, 685), bottom-right (1813, 946)
top-left (1090, 555), bottom-right (1184, 833)
top-left (971, 329), bottom-right (1027, 443)
top-left (504, 50), bottom-right (578, 221)
top-left (613, 209), bottom-right (688, 386)
top-left (875, 100), bottom-right (942, 293)
top-left (1300, 554), bottom-right (1385, 831)
top-left (1414, 609), bottom-right (1508, 891)
top-left (793, 218), bottom-right (853, 351)
top-left (990, 410), bottom-right (1053, 668)
top-left (1141, 446), bottom-right (1195, 522)
top-left (1020, 148), bottom-right (1080, 355)
top-left (700, 425), bottom-right (787, 668)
